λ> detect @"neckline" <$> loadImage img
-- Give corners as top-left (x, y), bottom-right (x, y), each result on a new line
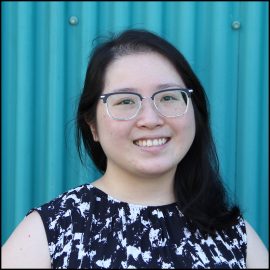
top-left (88, 183), bottom-right (178, 209)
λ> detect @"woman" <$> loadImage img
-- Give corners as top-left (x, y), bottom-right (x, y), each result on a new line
top-left (2, 29), bottom-right (268, 268)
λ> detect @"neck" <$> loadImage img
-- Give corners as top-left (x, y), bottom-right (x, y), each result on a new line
top-left (93, 163), bottom-right (176, 206)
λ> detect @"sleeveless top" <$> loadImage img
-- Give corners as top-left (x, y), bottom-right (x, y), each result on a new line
top-left (27, 184), bottom-right (247, 269)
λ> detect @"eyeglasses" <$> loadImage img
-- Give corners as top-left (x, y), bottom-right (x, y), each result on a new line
top-left (100, 88), bottom-right (193, 120)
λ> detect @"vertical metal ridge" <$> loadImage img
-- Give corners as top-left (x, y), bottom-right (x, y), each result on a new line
top-left (14, 2), bottom-right (35, 221)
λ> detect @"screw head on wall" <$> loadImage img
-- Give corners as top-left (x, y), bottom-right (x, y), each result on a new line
top-left (232, 21), bottom-right (241, 30)
top-left (69, 16), bottom-right (78, 25)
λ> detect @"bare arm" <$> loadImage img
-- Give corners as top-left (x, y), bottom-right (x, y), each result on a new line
top-left (1, 211), bottom-right (51, 268)
top-left (245, 220), bottom-right (269, 269)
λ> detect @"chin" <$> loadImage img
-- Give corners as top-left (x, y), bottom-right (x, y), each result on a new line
top-left (135, 164), bottom-right (177, 177)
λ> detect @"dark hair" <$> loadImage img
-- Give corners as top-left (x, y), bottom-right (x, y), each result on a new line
top-left (76, 29), bottom-right (240, 235)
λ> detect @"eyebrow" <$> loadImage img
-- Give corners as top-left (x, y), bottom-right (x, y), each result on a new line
top-left (110, 83), bottom-right (184, 93)
top-left (111, 88), bottom-right (137, 93)
top-left (156, 83), bottom-right (184, 90)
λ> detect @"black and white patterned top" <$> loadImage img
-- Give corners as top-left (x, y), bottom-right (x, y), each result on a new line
top-left (28, 184), bottom-right (247, 269)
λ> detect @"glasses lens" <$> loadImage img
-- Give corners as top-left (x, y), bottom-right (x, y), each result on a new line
top-left (107, 93), bottom-right (140, 120)
top-left (154, 90), bottom-right (188, 117)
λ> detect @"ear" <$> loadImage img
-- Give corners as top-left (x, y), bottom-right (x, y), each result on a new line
top-left (90, 123), bottom-right (99, 142)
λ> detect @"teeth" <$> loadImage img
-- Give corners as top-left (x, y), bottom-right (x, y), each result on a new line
top-left (135, 138), bottom-right (168, 147)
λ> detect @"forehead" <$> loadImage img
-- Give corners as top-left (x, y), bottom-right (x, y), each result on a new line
top-left (103, 52), bottom-right (185, 91)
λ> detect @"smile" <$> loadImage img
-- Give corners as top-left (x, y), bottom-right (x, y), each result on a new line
top-left (133, 138), bottom-right (170, 147)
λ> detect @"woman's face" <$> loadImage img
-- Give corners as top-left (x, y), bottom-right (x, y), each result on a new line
top-left (91, 52), bottom-right (196, 178)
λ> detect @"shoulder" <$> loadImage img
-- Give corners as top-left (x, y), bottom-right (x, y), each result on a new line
top-left (1, 211), bottom-right (51, 268)
top-left (244, 220), bottom-right (269, 268)
top-left (1, 184), bottom-right (94, 269)
top-left (33, 183), bottom-right (93, 219)
top-left (30, 183), bottom-right (94, 239)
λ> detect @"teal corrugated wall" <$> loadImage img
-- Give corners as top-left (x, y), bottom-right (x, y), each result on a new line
top-left (2, 1), bottom-right (268, 248)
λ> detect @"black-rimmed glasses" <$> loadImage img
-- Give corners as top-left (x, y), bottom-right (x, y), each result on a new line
top-left (100, 88), bottom-right (193, 120)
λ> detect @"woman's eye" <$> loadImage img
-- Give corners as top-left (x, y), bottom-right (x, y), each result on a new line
top-left (162, 96), bottom-right (177, 101)
top-left (117, 99), bottom-right (135, 105)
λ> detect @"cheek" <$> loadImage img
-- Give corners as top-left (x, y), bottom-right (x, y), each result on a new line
top-left (96, 106), bottom-right (113, 137)
top-left (96, 114), bottom-right (129, 144)
top-left (187, 112), bottom-right (196, 136)
top-left (185, 103), bottom-right (196, 134)
top-left (176, 108), bottom-right (196, 147)
top-left (96, 102), bottom-right (135, 139)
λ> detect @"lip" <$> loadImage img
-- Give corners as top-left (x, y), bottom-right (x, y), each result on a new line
top-left (133, 135), bottom-right (171, 141)
top-left (133, 137), bottom-right (171, 152)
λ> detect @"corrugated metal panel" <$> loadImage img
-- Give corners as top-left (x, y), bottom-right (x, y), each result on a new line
top-left (2, 1), bottom-right (268, 248)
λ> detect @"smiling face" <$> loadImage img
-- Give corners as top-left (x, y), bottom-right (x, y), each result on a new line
top-left (91, 52), bottom-right (196, 179)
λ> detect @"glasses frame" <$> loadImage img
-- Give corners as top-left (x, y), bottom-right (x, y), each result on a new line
top-left (100, 88), bottom-right (193, 120)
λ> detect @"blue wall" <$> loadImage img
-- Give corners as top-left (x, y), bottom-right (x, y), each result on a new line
top-left (2, 1), bottom-right (268, 248)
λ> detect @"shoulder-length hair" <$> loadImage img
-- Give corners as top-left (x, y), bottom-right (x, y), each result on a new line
top-left (76, 29), bottom-right (240, 235)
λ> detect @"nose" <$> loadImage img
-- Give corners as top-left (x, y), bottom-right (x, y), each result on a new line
top-left (136, 98), bottom-right (164, 129)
